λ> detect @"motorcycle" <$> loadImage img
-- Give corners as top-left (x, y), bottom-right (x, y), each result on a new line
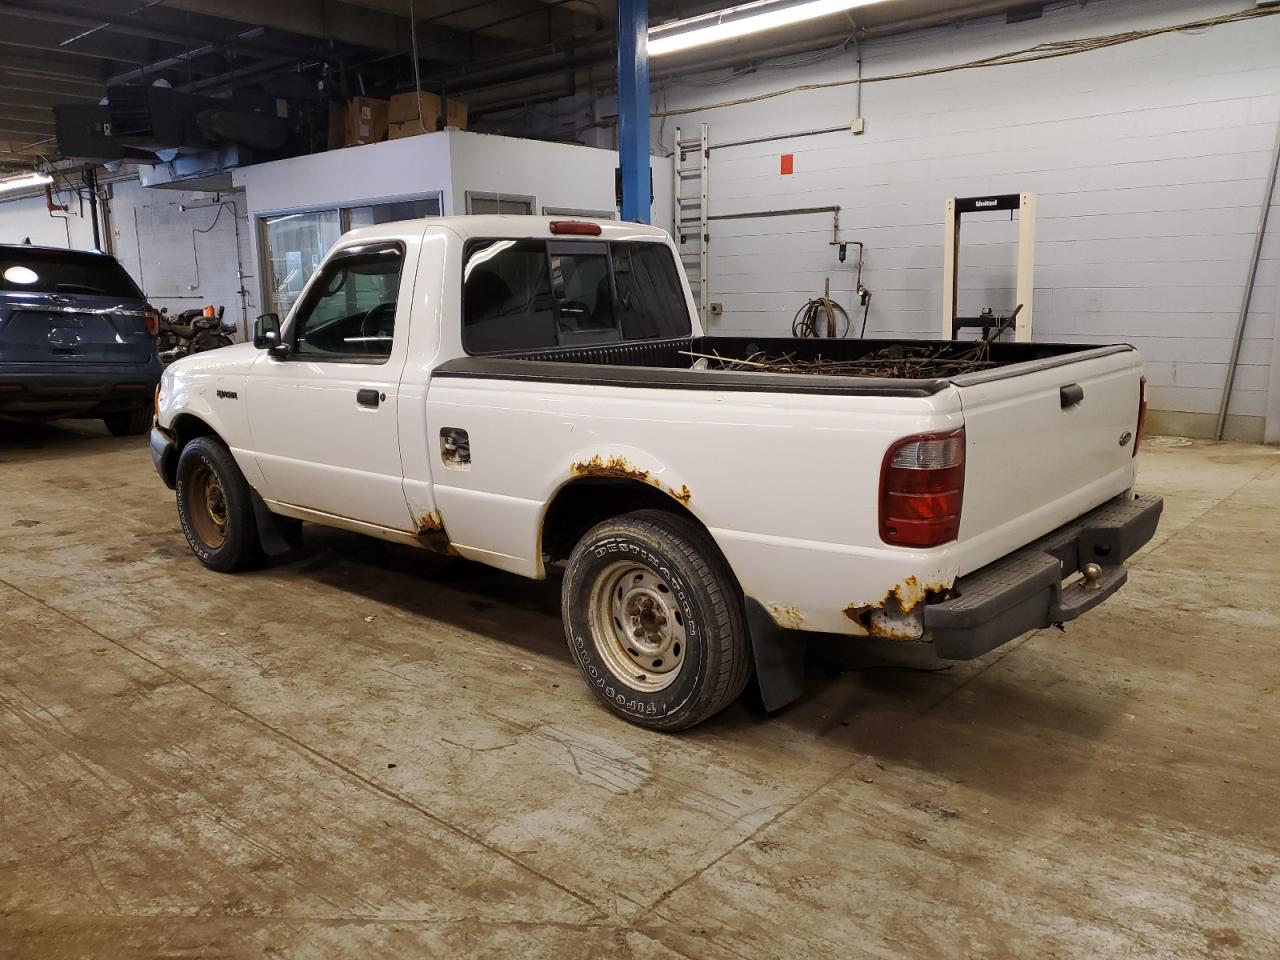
top-left (157, 305), bottom-right (236, 364)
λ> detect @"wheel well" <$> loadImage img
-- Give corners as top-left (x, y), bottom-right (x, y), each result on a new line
top-left (542, 478), bottom-right (705, 564)
top-left (171, 413), bottom-right (220, 451)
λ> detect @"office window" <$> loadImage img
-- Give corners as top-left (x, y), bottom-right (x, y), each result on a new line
top-left (347, 195), bottom-right (441, 228)
top-left (260, 210), bottom-right (342, 318)
top-left (466, 192), bottom-right (535, 215)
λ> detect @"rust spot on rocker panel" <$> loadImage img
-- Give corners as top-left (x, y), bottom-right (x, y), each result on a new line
top-left (843, 576), bottom-right (956, 640)
top-left (570, 456), bottom-right (693, 505)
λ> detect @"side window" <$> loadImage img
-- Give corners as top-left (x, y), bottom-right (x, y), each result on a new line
top-left (463, 239), bottom-right (557, 353)
top-left (462, 238), bottom-right (693, 354)
top-left (612, 243), bottom-right (691, 340)
top-left (291, 246), bottom-right (403, 360)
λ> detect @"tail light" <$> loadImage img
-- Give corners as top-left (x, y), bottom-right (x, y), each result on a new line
top-left (880, 429), bottom-right (965, 547)
top-left (550, 220), bottom-right (602, 236)
top-left (144, 305), bottom-right (161, 337)
top-left (1133, 376), bottom-right (1147, 458)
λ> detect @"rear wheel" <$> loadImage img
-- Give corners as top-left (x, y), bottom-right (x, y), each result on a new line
top-left (175, 437), bottom-right (262, 572)
top-left (103, 407), bottom-right (152, 437)
top-left (562, 509), bottom-right (752, 731)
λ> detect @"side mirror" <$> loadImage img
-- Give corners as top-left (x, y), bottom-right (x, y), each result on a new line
top-left (253, 313), bottom-right (288, 357)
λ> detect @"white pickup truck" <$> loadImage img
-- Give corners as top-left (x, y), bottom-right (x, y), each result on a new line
top-left (151, 215), bottom-right (1162, 730)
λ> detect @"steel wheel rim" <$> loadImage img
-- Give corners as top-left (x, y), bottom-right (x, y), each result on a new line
top-left (187, 463), bottom-right (228, 549)
top-left (588, 561), bottom-right (688, 693)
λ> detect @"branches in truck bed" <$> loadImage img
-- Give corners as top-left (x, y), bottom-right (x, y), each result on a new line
top-left (680, 344), bottom-right (1000, 380)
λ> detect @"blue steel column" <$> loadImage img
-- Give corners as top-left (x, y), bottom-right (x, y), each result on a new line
top-left (617, 0), bottom-right (650, 223)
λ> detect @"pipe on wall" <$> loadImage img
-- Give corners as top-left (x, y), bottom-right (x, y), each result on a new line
top-left (1216, 113), bottom-right (1280, 441)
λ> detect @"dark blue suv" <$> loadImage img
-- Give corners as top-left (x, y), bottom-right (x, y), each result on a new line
top-left (0, 244), bottom-right (161, 436)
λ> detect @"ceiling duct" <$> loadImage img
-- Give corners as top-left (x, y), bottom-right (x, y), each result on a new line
top-left (54, 104), bottom-right (157, 163)
top-left (104, 85), bottom-right (287, 154)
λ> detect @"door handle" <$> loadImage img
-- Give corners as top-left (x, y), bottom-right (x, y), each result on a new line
top-left (356, 388), bottom-right (381, 408)
top-left (1060, 383), bottom-right (1084, 408)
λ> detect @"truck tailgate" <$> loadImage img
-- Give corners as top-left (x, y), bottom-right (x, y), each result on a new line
top-left (952, 346), bottom-right (1143, 575)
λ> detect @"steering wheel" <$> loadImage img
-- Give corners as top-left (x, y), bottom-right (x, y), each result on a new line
top-left (359, 301), bottom-right (396, 354)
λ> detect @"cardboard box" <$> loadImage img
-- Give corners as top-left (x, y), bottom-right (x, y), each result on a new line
top-left (343, 96), bottom-right (388, 145)
top-left (389, 91), bottom-right (440, 126)
top-left (444, 98), bottom-right (468, 130)
top-left (327, 101), bottom-right (345, 150)
top-left (387, 91), bottom-right (468, 132)
top-left (388, 118), bottom-right (433, 140)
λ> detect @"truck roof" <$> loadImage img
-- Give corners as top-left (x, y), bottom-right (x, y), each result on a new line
top-left (341, 214), bottom-right (671, 246)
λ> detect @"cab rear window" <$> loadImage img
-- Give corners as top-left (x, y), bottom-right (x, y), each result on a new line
top-left (0, 249), bottom-right (143, 298)
top-left (463, 239), bottom-right (691, 354)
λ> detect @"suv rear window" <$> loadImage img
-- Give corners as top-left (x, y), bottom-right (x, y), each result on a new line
top-left (0, 248), bottom-right (143, 298)
top-left (463, 239), bottom-right (691, 354)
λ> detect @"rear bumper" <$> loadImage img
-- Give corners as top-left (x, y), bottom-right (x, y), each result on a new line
top-left (924, 492), bottom-right (1163, 659)
top-left (0, 361), bottom-right (161, 416)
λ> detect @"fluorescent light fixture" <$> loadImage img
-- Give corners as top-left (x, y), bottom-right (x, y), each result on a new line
top-left (648, 0), bottom-right (890, 57)
top-left (0, 171), bottom-right (53, 194)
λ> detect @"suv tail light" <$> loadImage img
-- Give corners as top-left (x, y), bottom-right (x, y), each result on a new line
top-left (880, 429), bottom-right (965, 547)
top-left (1133, 376), bottom-right (1147, 457)
top-left (144, 304), bottom-right (161, 337)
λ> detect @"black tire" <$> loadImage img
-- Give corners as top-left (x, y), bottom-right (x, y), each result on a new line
top-left (192, 331), bottom-right (233, 353)
top-left (174, 436), bottom-right (262, 572)
top-left (561, 509), bottom-right (752, 731)
top-left (103, 407), bottom-right (152, 437)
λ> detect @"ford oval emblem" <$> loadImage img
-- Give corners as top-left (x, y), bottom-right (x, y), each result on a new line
top-left (1119, 431), bottom-right (1133, 447)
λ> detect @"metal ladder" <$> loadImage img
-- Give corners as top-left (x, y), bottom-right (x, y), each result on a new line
top-left (672, 123), bottom-right (709, 325)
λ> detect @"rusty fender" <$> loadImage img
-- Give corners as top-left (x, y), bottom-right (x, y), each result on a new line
top-left (767, 604), bottom-right (805, 630)
top-left (570, 455), bottom-right (693, 505)
top-left (843, 576), bottom-right (956, 640)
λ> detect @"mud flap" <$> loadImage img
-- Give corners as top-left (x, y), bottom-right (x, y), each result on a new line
top-left (249, 489), bottom-right (303, 557)
top-left (744, 597), bottom-right (807, 712)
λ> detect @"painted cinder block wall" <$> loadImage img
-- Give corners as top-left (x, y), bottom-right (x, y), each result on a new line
top-left (108, 180), bottom-right (255, 341)
top-left (643, 0), bottom-right (1280, 442)
top-left (0, 178), bottom-right (254, 340)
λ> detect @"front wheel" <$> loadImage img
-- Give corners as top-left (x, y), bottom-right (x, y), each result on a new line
top-left (175, 437), bottom-right (262, 572)
top-left (561, 509), bottom-right (752, 731)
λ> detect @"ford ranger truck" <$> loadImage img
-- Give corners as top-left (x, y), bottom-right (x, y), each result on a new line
top-left (150, 216), bottom-right (1162, 731)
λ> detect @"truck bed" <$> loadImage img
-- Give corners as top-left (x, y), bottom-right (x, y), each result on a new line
top-left (434, 336), bottom-right (1133, 396)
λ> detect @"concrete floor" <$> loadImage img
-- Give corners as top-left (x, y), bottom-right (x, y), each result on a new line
top-left (1, 423), bottom-right (1278, 960)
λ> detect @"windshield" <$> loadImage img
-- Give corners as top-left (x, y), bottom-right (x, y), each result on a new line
top-left (0, 249), bottom-right (143, 298)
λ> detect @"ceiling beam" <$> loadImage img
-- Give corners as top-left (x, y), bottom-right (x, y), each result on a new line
top-left (0, 1), bottom-right (205, 47)
top-left (333, 0), bottom-right (582, 46)
top-left (0, 16), bottom-right (152, 65)
top-left (106, 27), bottom-right (268, 85)
top-left (0, 52), bottom-right (107, 84)
top-left (0, 115), bottom-right (55, 130)
top-left (156, 0), bottom-right (407, 52)
top-left (0, 95), bottom-right (69, 112)
top-left (0, 75), bottom-right (102, 100)
top-left (0, 103), bottom-right (55, 123)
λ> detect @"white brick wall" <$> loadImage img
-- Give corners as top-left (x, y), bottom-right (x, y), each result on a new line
top-left (109, 180), bottom-right (255, 341)
top-left (0, 185), bottom-right (96, 250)
top-left (0, 176), bottom-right (255, 341)
top-left (646, 0), bottom-right (1280, 441)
